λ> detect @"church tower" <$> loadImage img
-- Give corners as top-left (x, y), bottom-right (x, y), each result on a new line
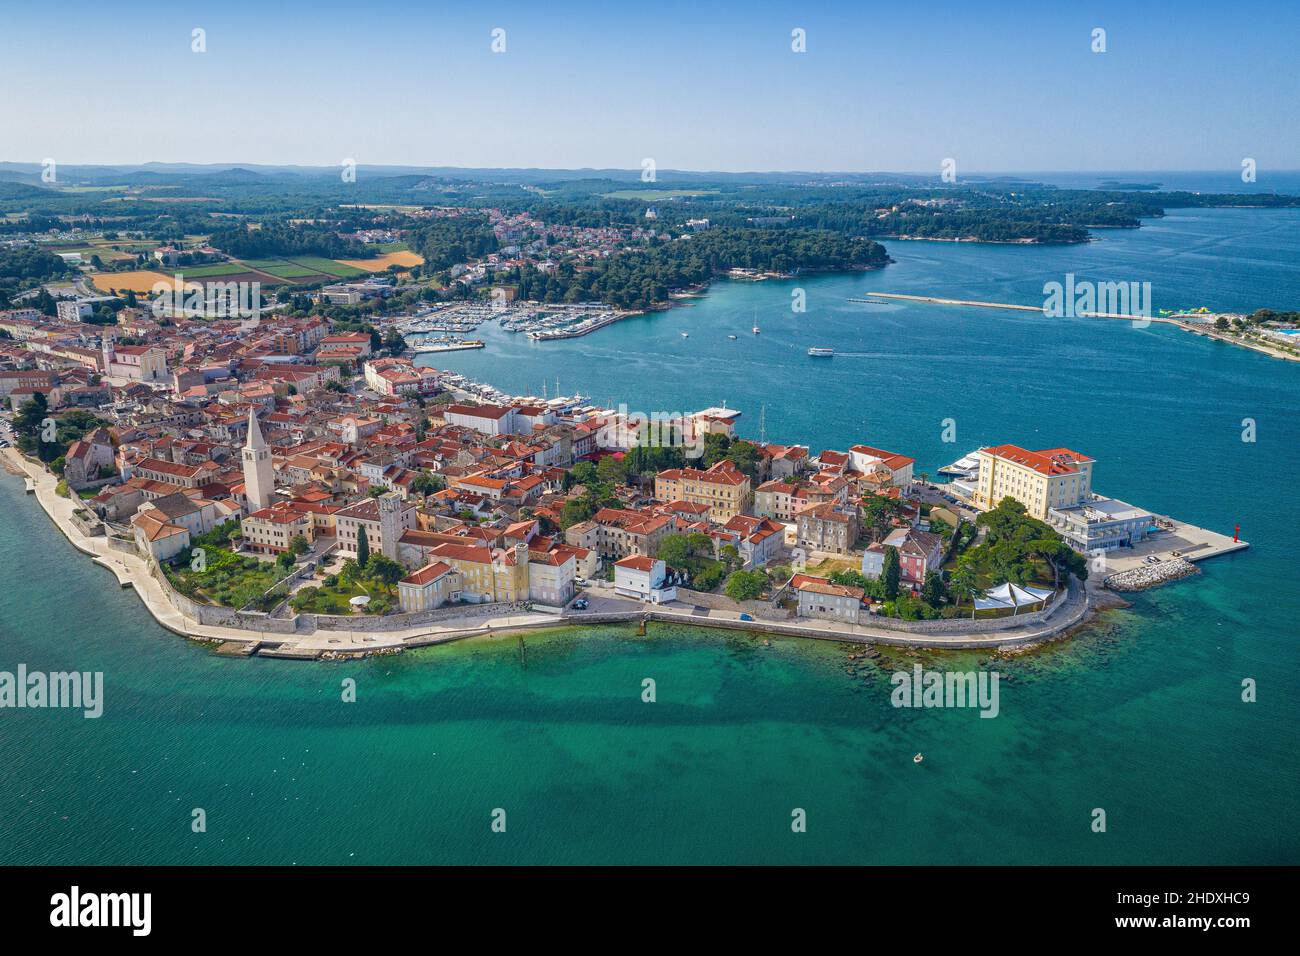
top-left (101, 332), bottom-right (115, 379)
top-left (241, 407), bottom-right (274, 513)
top-left (377, 492), bottom-right (403, 560)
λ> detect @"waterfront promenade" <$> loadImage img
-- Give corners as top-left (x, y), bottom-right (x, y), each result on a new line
top-left (4, 448), bottom-right (1093, 658)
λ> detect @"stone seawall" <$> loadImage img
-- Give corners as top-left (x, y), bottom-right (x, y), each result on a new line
top-left (301, 600), bottom-right (519, 632)
top-left (861, 581), bottom-right (1074, 634)
top-left (146, 559), bottom-right (298, 634)
top-left (675, 587), bottom-right (793, 619)
top-left (644, 580), bottom-right (1088, 649)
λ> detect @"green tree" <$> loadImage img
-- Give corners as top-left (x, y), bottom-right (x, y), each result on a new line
top-left (882, 546), bottom-right (901, 600)
top-left (289, 534), bottom-right (310, 556)
top-left (950, 558), bottom-right (977, 612)
top-left (568, 460), bottom-right (598, 488)
top-left (718, 544), bottom-right (740, 572)
top-left (724, 570), bottom-right (767, 602)
top-left (560, 498), bottom-right (596, 529)
top-left (356, 526), bottom-right (370, 569)
top-left (595, 454), bottom-right (628, 485)
top-left (410, 471), bottom-right (445, 501)
top-left (829, 569), bottom-right (870, 590)
top-left (861, 493), bottom-right (902, 543)
top-left (367, 554), bottom-right (404, 593)
top-left (921, 570), bottom-right (945, 607)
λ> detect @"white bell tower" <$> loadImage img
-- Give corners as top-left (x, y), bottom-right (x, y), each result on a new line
top-left (241, 408), bottom-right (274, 513)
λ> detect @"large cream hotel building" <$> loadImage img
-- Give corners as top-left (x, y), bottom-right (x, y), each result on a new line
top-left (972, 445), bottom-right (1093, 519)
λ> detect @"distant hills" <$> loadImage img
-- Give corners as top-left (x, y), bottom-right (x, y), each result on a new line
top-left (0, 162), bottom-right (961, 189)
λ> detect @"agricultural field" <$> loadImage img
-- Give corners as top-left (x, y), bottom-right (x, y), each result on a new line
top-left (282, 256), bottom-right (368, 278)
top-left (41, 244), bottom-right (132, 262)
top-left (338, 249), bottom-right (424, 271)
top-left (338, 203), bottom-right (424, 212)
top-left (170, 262), bottom-right (251, 278)
top-left (602, 188), bottom-right (719, 200)
top-left (57, 185), bottom-right (129, 194)
top-left (88, 269), bottom-right (172, 292)
top-left (241, 259), bottom-right (327, 279)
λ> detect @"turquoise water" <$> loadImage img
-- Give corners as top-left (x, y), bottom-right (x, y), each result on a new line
top-left (2, 208), bottom-right (1297, 864)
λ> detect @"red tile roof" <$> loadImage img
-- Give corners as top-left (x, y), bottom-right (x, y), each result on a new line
top-left (982, 444), bottom-right (1090, 477)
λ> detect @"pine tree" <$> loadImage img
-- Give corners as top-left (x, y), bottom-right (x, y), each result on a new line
top-left (356, 525), bottom-right (370, 570)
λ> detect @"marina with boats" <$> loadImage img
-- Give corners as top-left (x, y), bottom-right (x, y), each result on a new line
top-left (395, 301), bottom-right (638, 345)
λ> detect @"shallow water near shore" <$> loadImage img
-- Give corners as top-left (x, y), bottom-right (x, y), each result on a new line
top-left (2, 207), bottom-right (1297, 865)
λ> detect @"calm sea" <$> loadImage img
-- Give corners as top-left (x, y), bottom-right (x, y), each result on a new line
top-left (1, 207), bottom-right (1296, 864)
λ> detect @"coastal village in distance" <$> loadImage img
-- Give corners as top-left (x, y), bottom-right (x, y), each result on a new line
top-left (0, 199), bottom-right (1256, 660)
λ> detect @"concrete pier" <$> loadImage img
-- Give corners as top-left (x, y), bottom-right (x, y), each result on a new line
top-left (1097, 516), bottom-right (1248, 578)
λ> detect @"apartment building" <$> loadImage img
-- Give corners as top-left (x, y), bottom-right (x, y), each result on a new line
top-left (795, 501), bottom-right (860, 555)
top-left (589, 507), bottom-right (674, 560)
top-left (334, 493), bottom-right (416, 561)
top-left (654, 459), bottom-right (752, 522)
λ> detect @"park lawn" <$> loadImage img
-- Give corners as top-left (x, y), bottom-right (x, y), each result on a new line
top-left (291, 575), bottom-right (395, 615)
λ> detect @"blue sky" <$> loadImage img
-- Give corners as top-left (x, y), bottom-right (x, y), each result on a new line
top-left (2, 0), bottom-right (1297, 172)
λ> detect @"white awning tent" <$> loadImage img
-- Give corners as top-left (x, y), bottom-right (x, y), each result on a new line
top-left (974, 582), bottom-right (1053, 612)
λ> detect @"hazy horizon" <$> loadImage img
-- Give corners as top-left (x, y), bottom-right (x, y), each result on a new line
top-left (3, 0), bottom-right (1297, 173)
top-left (5, 161), bottom-right (1300, 176)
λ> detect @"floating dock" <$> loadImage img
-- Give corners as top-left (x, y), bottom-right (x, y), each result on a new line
top-left (407, 340), bottom-right (485, 354)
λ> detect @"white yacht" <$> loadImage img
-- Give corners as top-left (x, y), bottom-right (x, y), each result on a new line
top-left (938, 450), bottom-right (982, 478)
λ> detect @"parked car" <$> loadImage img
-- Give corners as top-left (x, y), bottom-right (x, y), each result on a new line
top-left (739, 613), bottom-right (754, 622)
top-left (572, 598), bottom-right (589, 610)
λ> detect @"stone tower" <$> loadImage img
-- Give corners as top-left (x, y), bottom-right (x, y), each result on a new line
top-left (513, 541), bottom-right (531, 602)
top-left (241, 407), bottom-right (274, 513)
top-left (100, 332), bottom-right (115, 379)
top-left (377, 492), bottom-right (403, 560)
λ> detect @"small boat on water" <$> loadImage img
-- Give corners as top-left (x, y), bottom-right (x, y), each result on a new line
top-left (680, 331), bottom-right (690, 338)
top-left (728, 334), bottom-right (738, 340)
top-left (913, 753), bottom-right (924, 764)
top-left (807, 347), bottom-right (834, 357)
top-left (752, 326), bottom-right (761, 334)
